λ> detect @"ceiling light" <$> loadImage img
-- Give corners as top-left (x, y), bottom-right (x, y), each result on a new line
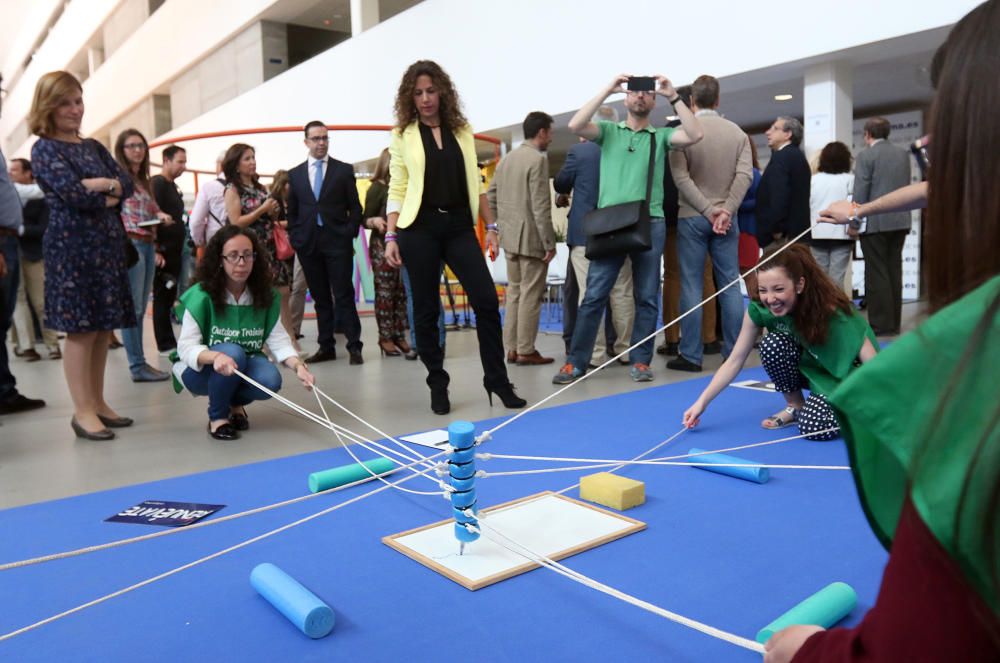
top-left (323, 18), bottom-right (332, 26)
top-left (774, 94), bottom-right (793, 101)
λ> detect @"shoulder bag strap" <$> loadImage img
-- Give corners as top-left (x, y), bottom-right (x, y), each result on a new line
top-left (644, 132), bottom-right (657, 204)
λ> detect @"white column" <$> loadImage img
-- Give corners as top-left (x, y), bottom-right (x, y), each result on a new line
top-left (509, 125), bottom-right (524, 152)
top-left (350, 0), bottom-right (380, 36)
top-left (802, 62), bottom-right (853, 161)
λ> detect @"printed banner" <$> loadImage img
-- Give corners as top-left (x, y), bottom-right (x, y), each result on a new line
top-left (106, 500), bottom-right (225, 527)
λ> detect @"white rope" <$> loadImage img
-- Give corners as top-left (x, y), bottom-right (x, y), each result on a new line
top-left (555, 426), bottom-right (689, 495)
top-left (475, 515), bottom-right (764, 653)
top-left (0, 469), bottom-right (430, 643)
top-left (0, 450), bottom-right (447, 572)
top-left (311, 384), bottom-right (441, 473)
top-left (311, 388), bottom-right (445, 497)
top-left (235, 369), bottom-right (446, 486)
top-left (481, 225), bottom-right (816, 439)
top-left (480, 461), bottom-right (848, 477)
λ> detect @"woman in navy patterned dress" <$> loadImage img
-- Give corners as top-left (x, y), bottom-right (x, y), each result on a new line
top-left (29, 71), bottom-right (136, 440)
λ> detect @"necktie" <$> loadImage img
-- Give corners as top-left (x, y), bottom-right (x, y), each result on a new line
top-left (312, 160), bottom-right (324, 227)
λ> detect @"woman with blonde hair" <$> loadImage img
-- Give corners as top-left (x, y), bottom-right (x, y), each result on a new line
top-left (383, 60), bottom-right (525, 414)
top-left (364, 148), bottom-right (410, 356)
top-left (29, 71), bottom-right (135, 439)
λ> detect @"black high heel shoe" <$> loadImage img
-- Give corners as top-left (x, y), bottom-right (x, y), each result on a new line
top-left (430, 386), bottom-right (451, 415)
top-left (484, 382), bottom-right (527, 409)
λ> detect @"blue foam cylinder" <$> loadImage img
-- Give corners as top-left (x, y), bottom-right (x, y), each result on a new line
top-left (449, 460), bottom-right (476, 479)
top-left (449, 447), bottom-right (476, 464)
top-left (756, 582), bottom-right (858, 643)
top-left (687, 447), bottom-right (770, 484)
top-left (450, 476), bottom-right (476, 493)
top-left (454, 522), bottom-right (479, 542)
top-left (250, 563), bottom-right (335, 639)
top-left (448, 420), bottom-right (476, 449)
top-left (450, 488), bottom-right (477, 509)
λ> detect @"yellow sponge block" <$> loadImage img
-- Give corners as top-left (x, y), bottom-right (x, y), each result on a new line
top-left (579, 472), bottom-right (645, 511)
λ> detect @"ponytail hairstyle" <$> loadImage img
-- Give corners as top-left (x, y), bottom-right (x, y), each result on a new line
top-left (756, 243), bottom-right (853, 345)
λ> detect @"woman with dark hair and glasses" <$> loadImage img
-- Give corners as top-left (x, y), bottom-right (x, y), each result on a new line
top-left (383, 59), bottom-right (525, 415)
top-left (172, 225), bottom-right (313, 440)
top-left (764, 2), bottom-right (1000, 660)
top-left (113, 128), bottom-right (174, 383)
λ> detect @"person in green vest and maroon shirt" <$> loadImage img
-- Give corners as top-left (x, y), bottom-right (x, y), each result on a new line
top-left (173, 225), bottom-right (314, 440)
top-left (764, 2), bottom-right (1000, 659)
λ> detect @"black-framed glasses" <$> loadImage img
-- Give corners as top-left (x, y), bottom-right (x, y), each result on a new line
top-left (222, 251), bottom-right (256, 264)
top-left (306, 136), bottom-right (329, 143)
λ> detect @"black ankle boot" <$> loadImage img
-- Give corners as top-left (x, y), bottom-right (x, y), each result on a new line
top-left (430, 385), bottom-right (450, 415)
top-left (484, 381), bottom-right (527, 409)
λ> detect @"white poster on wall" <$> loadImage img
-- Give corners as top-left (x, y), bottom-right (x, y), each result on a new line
top-left (851, 110), bottom-right (923, 301)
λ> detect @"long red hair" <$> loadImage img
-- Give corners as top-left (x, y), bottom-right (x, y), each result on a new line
top-left (755, 243), bottom-right (854, 345)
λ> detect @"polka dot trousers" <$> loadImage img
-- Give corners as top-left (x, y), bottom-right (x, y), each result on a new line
top-left (758, 332), bottom-right (840, 441)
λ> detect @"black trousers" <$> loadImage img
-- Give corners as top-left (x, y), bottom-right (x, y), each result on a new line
top-left (298, 232), bottom-right (362, 354)
top-left (397, 209), bottom-right (507, 391)
top-left (152, 238), bottom-right (182, 351)
top-left (860, 229), bottom-right (908, 334)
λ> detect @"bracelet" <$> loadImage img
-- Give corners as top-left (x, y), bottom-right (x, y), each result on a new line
top-left (385, 232), bottom-right (398, 242)
top-left (668, 96), bottom-right (680, 105)
top-left (485, 223), bottom-right (498, 232)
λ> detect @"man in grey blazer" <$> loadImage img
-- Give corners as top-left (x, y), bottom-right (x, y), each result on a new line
top-left (487, 111), bottom-right (557, 365)
top-left (854, 117), bottom-right (912, 335)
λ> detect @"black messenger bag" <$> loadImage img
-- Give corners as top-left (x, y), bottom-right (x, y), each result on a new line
top-left (582, 134), bottom-right (656, 259)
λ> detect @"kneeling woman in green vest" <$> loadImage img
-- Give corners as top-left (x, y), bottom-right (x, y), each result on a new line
top-left (682, 243), bottom-right (877, 440)
top-left (174, 225), bottom-right (314, 440)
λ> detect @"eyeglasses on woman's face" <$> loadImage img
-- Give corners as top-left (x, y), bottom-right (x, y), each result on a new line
top-left (222, 251), bottom-right (256, 265)
top-left (123, 142), bottom-right (146, 150)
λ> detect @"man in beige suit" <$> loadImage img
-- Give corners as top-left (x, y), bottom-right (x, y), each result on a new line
top-left (487, 111), bottom-right (557, 365)
top-left (667, 75), bottom-right (752, 372)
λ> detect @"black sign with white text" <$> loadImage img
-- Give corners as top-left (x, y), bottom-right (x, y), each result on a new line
top-left (106, 500), bottom-right (225, 527)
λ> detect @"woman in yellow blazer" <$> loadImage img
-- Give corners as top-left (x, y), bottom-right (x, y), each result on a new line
top-left (384, 60), bottom-right (525, 415)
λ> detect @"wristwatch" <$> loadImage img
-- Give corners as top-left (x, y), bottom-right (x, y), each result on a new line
top-left (847, 203), bottom-right (863, 231)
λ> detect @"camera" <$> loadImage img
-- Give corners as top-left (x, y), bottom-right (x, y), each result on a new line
top-left (627, 76), bottom-right (655, 92)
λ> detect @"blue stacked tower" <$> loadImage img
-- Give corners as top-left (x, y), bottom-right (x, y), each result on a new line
top-left (447, 421), bottom-right (479, 549)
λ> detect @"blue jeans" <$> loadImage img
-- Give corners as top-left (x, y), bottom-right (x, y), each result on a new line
top-left (677, 215), bottom-right (743, 364)
top-left (401, 264), bottom-right (445, 350)
top-left (121, 239), bottom-right (157, 374)
top-left (568, 219), bottom-right (665, 369)
top-left (181, 343), bottom-right (282, 421)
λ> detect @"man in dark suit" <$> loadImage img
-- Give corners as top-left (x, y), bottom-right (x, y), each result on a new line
top-left (756, 116), bottom-right (811, 248)
top-left (854, 117), bottom-right (912, 335)
top-left (287, 121), bottom-right (364, 364)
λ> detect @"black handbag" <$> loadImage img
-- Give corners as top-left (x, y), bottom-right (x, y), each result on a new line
top-left (582, 133), bottom-right (657, 260)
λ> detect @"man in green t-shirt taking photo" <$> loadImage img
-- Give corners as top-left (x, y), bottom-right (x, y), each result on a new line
top-left (554, 74), bottom-right (703, 385)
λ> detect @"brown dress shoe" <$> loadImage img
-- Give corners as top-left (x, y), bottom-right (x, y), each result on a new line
top-left (506, 350), bottom-right (518, 364)
top-left (516, 351), bottom-right (555, 366)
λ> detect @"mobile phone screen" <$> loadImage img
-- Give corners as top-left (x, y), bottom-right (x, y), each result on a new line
top-left (627, 76), bottom-right (655, 92)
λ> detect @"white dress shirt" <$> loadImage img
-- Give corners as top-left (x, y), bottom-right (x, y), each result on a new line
top-left (810, 172), bottom-right (854, 240)
top-left (189, 174), bottom-right (228, 247)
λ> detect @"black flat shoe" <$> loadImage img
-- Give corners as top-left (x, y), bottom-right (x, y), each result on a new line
top-left (98, 414), bottom-right (134, 428)
top-left (484, 382), bottom-right (527, 409)
top-left (666, 356), bottom-right (702, 372)
top-left (304, 348), bottom-right (337, 363)
top-left (208, 422), bottom-right (240, 440)
top-left (430, 386), bottom-right (450, 415)
top-left (229, 411), bottom-right (249, 431)
top-left (71, 417), bottom-right (115, 441)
